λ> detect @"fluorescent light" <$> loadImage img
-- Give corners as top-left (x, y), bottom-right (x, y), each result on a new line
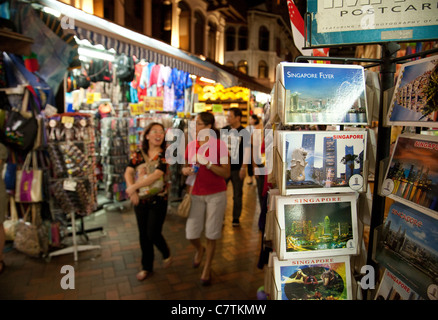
top-left (78, 47), bottom-right (115, 61)
top-left (199, 77), bottom-right (215, 84)
top-left (42, 6), bottom-right (61, 18)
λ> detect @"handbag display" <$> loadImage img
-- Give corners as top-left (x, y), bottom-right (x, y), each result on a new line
top-left (15, 151), bottom-right (43, 203)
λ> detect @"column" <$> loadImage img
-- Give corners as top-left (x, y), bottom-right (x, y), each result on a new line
top-left (114, 0), bottom-right (124, 26)
top-left (217, 18), bottom-right (225, 64)
top-left (144, 0), bottom-right (152, 37)
top-left (204, 23), bottom-right (210, 58)
top-left (171, 0), bottom-right (181, 48)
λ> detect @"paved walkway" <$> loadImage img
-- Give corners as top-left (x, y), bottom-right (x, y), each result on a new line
top-left (0, 179), bottom-right (266, 300)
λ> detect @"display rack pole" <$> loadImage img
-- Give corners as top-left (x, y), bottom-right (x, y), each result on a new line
top-left (366, 42), bottom-right (399, 272)
top-left (48, 212), bottom-right (101, 261)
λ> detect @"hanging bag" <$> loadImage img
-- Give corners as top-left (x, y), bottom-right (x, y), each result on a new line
top-left (13, 204), bottom-right (41, 257)
top-left (4, 195), bottom-right (19, 241)
top-left (4, 88), bottom-right (39, 151)
top-left (3, 151), bottom-right (17, 193)
top-left (15, 151), bottom-right (43, 203)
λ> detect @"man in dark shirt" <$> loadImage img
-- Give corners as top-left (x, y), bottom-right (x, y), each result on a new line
top-left (221, 108), bottom-right (251, 227)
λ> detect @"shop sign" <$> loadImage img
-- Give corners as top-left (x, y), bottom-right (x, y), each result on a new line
top-left (194, 102), bottom-right (206, 113)
top-left (306, 0), bottom-right (438, 47)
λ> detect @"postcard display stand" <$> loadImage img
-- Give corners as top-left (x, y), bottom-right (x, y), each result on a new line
top-left (45, 113), bottom-right (100, 261)
top-left (373, 55), bottom-right (438, 301)
top-left (266, 62), bottom-right (373, 300)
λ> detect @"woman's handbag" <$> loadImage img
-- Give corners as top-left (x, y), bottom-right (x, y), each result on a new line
top-left (15, 151), bottom-right (43, 203)
top-left (177, 187), bottom-right (192, 218)
top-left (136, 150), bottom-right (164, 199)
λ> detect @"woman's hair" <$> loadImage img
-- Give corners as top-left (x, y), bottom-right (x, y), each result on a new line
top-left (250, 114), bottom-right (260, 125)
top-left (198, 111), bottom-right (219, 136)
top-left (141, 122), bottom-right (166, 153)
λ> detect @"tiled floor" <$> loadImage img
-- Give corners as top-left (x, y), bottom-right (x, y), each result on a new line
top-left (0, 178), bottom-right (266, 300)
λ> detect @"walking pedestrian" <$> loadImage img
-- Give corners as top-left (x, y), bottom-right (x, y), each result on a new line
top-left (124, 122), bottom-right (172, 281)
top-left (182, 112), bottom-right (230, 285)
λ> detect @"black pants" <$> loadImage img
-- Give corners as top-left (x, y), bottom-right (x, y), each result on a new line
top-left (134, 196), bottom-right (170, 272)
top-left (227, 170), bottom-right (244, 221)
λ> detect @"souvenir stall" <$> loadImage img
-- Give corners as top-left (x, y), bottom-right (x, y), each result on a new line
top-left (261, 0), bottom-right (438, 301)
top-left (1, 0), bottom-right (89, 259)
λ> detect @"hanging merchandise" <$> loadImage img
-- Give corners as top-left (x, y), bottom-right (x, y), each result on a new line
top-left (23, 52), bottom-right (39, 73)
top-left (9, 1), bottom-right (78, 93)
top-left (0, 52), bottom-right (7, 88)
top-left (13, 204), bottom-right (41, 257)
top-left (115, 53), bottom-right (135, 83)
top-left (100, 117), bottom-right (130, 201)
top-left (88, 58), bottom-right (113, 83)
top-left (15, 151), bottom-right (43, 203)
top-left (166, 68), bottom-right (192, 113)
top-left (45, 113), bottom-right (97, 216)
top-left (4, 87), bottom-right (39, 152)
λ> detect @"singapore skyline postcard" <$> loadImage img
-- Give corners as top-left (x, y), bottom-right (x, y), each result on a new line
top-left (276, 194), bottom-right (358, 260)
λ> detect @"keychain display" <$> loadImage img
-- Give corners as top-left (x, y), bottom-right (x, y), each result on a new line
top-left (45, 113), bottom-right (97, 216)
top-left (101, 117), bottom-right (130, 201)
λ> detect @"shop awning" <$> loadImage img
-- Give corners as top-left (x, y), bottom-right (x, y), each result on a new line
top-left (36, 0), bottom-right (236, 87)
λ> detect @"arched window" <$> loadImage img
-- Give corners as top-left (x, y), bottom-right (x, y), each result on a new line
top-left (207, 21), bottom-right (217, 60)
top-left (258, 60), bottom-right (268, 79)
top-left (178, 1), bottom-right (191, 52)
top-left (238, 26), bottom-right (248, 50)
top-left (225, 61), bottom-right (235, 69)
top-left (225, 27), bottom-right (236, 51)
top-left (237, 60), bottom-right (248, 74)
top-left (194, 11), bottom-right (205, 55)
top-left (259, 26), bottom-right (269, 51)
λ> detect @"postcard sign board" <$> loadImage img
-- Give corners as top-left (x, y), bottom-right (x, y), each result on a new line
top-left (375, 202), bottom-right (438, 300)
top-left (306, 0), bottom-right (438, 47)
top-left (276, 63), bottom-right (368, 125)
top-left (273, 254), bottom-right (352, 300)
top-left (276, 130), bottom-right (368, 195)
top-left (382, 134), bottom-right (438, 219)
top-left (386, 55), bottom-right (438, 127)
top-left (275, 193), bottom-right (358, 260)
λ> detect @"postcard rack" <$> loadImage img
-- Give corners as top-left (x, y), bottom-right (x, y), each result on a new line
top-left (265, 44), bottom-right (438, 300)
top-left (268, 45), bottom-right (438, 301)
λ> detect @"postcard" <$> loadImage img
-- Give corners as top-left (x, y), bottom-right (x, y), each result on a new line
top-left (276, 62), bottom-right (368, 125)
top-left (387, 55), bottom-right (438, 127)
top-left (381, 133), bottom-right (438, 218)
top-left (273, 255), bottom-right (352, 300)
top-left (276, 130), bottom-right (368, 194)
top-left (375, 269), bottom-right (422, 300)
top-left (375, 202), bottom-right (438, 300)
top-left (275, 194), bottom-right (358, 260)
